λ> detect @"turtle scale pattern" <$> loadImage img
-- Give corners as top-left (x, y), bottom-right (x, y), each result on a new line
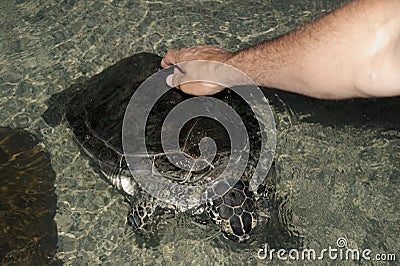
top-left (206, 179), bottom-right (257, 242)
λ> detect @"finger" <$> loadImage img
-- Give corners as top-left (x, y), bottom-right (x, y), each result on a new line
top-left (161, 49), bottom-right (179, 68)
top-left (165, 62), bottom-right (188, 88)
top-left (166, 73), bottom-right (184, 88)
top-left (166, 72), bottom-right (226, 95)
top-left (179, 81), bottom-right (225, 96)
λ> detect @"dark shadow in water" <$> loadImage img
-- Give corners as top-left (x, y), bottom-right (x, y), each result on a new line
top-left (0, 127), bottom-right (58, 265)
top-left (254, 163), bottom-right (303, 250)
top-left (263, 88), bottom-right (400, 131)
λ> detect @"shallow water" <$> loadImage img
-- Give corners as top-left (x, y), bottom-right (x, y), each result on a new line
top-left (1, 0), bottom-right (399, 265)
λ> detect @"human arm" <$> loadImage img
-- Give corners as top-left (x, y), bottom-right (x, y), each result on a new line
top-left (161, 0), bottom-right (400, 99)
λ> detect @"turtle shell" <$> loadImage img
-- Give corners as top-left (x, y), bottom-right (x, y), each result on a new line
top-left (42, 53), bottom-right (266, 242)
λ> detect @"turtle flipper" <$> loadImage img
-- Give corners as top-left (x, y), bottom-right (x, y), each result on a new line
top-left (127, 189), bottom-right (161, 232)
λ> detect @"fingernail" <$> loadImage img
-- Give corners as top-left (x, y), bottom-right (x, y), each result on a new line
top-left (174, 65), bottom-right (185, 74)
top-left (166, 74), bottom-right (174, 87)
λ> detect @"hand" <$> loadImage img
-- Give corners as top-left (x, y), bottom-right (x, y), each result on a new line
top-left (161, 46), bottom-right (233, 96)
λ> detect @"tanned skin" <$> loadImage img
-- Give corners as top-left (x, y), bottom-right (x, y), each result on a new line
top-left (161, 0), bottom-right (400, 99)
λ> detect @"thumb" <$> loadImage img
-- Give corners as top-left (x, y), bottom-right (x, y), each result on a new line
top-left (166, 73), bottom-right (224, 96)
top-left (166, 73), bottom-right (185, 88)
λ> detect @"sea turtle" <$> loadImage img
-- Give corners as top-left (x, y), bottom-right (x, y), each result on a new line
top-left (42, 53), bottom-right (270, 242)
